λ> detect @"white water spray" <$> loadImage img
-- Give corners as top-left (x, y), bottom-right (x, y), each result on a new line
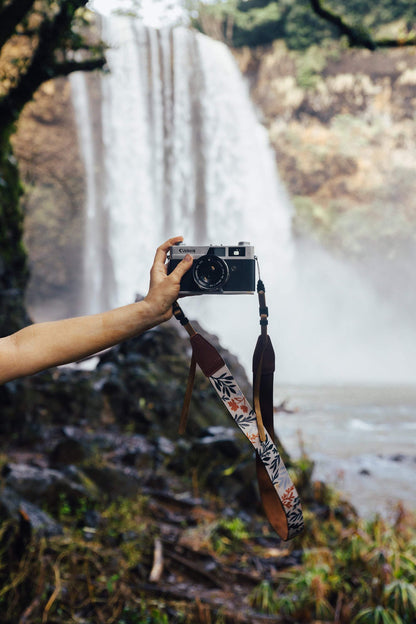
top-left (72, 16), bottom-right (416, 385)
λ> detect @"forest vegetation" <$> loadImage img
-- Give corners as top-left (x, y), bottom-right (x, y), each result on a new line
top-left (191, 0), bottom-right (416, 49)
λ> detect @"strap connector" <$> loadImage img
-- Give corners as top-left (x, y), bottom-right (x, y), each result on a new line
top-left (172, 301), bottom-right (197, 338)
top-left (172, 301), bottom-right (189, 326)
top-left (257, 279), bottom-right (265, 293)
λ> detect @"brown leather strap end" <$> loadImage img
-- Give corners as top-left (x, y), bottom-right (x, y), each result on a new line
top-left (178, 351), bottom-right (197, 435)
top-left (256, 458), bottom-right (289, 540)
top-left (190, 333), bottom-right (225, 376)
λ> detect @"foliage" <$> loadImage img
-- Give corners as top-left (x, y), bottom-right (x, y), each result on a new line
top-left (191, 0), bottom-right (416, 49)
top-left (324, 0), bottom-right (416, 29)
top-left (191, 0), bottom-right (336, 48)
top-left (117, 605), bottom-right (171, 624)
top-left (0, 0), bottom-right (106, 140)
top-left (294, 43), bottom-right (331, 88)
top-left (1, 464), bottom-right (415, 624)
top-left (247, 511), bottom-right (416, 623)
top-left (352, 606), bottom-right (404, 624)
top-left (0, 496), bottom-right (156, 624)
top-left (249, 579), bottom-right (281, 614)
top-left (210, 516), bottom-right (249, 553)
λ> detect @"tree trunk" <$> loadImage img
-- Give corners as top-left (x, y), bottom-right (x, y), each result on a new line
top-left (0, 132), bottom-right (31, 337)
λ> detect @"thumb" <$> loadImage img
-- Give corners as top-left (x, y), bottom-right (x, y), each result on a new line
top-left (171, 253), bottom-right (193, 280)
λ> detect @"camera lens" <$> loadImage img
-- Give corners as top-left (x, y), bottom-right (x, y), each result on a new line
top-left (193, 255), bottom-right (229, 291)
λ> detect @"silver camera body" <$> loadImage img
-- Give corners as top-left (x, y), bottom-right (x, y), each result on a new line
top-left (167, 242), bottom-right (256, 295)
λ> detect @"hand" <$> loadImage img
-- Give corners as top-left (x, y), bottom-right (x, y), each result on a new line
top-left (143, 236), bottom-right (193, 323)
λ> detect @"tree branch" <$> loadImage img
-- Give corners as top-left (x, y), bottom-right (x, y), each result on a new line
top-left (309, 0), bottom-right (416, 50)
top-left (0, 0), bottom-right (106, 132)
top-left (52, 57), bottom-right (107, 76)
top-left (375, 35), bottom-right (416, 48)
top-left (0, 0), bottom-right (37, 52)
top-left (309, 0), bottom-right (376, 50)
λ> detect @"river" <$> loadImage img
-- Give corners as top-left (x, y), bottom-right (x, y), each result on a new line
top-left (274, 384), bottom-right (416, 520)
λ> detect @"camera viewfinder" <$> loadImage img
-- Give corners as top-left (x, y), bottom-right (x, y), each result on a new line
top-left (229, 246), bottom-right (246, 256)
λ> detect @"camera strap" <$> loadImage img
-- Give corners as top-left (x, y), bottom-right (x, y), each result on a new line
top-left (172, 283), bottom-right (304, 541)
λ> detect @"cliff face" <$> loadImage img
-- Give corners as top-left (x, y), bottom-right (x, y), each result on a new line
top-left (12, 38), bottom-right (416, 318)
top-left (234, 43), bottom-right (416, 311)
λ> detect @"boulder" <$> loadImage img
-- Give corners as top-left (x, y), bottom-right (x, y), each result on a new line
top-left (0, 486), bottom-right (62, 537)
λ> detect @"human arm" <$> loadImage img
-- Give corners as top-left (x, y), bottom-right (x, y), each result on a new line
top-left (0, 236), bottom-right (193, 384)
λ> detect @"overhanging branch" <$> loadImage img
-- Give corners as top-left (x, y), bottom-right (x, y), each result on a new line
top-left (309, 0), bottom-right (416, 50)
top-left (309, 0), bottom-right (376, 50)
top-left (0, 0), bottom-right (106, 133)
top-left (52, 57), bottom-right (106, 76)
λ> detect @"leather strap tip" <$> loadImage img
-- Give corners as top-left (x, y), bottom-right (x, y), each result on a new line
top-left (257, 422), bottom-right (266, 443)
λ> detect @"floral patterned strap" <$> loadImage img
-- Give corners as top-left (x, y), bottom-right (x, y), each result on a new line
top-left (172, 303), bottom-right (304, 540)
top-left (210, 364), bottom-right (304, 540)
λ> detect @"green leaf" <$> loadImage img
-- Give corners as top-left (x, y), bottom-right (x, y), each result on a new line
top-left (385, 580), bottom-right (416, 618)
top-left (352, 605), bottom-right (404, 624)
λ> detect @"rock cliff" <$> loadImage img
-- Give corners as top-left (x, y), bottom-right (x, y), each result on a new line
top-left (234, 42), bottom-right (416, 315)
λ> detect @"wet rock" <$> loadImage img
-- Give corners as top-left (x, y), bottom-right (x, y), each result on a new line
top-left (83, 508), bottom-right (101, 528)
top-left (179, 321), bottom-right (252, 399)
top-left (0, 319), bottom-right (263, 517)
top-left (3, 462), bottom-right (89, 508)
top-left (179, 426), bottom-right (258, 509)
top-left (391, 454), bottom-right (405, 462)
top-left (1, 320), bottom-right (250, 445)
top-left (83, 464), bottom-right (142, 500)
top-left (0, 486), bottom-right (63, 537)
top-left (110, 433), bottom-right (155, 468)
top-left (157, 436), bottom-right (176, 456)
top-left (49, 436), bottom-right (91, 466)
top-left (95, 323), bottom-right (251, 438)
top-left (196, 426), bottom-right (242, 460)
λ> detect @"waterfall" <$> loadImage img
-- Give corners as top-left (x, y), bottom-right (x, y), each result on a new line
top-left (94, 18), bottom-right (293, 302)
top-left (70, 71), bottom-right (115, 314)
top-left (72, 15), bottom-right (416, 385)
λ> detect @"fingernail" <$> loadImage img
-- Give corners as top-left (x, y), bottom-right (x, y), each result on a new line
top-left (185, 254), bottom-right (192, 261)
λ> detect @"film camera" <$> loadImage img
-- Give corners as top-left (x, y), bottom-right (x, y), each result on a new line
top-left (167, 242), bottom-right (256, 295)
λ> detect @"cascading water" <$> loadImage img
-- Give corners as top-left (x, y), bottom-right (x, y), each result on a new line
top-left (72, 15), bottom-right (416, 385)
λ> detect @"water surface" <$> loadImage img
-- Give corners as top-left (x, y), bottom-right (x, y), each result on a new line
top-left (274, 385), bottom-right (416, 519)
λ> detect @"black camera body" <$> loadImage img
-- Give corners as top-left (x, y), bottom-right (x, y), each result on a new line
top-left (167, 242), bottom-right (256, 295)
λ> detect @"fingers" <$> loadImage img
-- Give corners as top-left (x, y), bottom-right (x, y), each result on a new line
top-left (153, 235), bottom-right (184, 269)
top-left (151, 236), bottom-right (192, 282)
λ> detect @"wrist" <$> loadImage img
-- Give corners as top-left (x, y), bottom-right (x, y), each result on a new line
top-left (140, 297), bottom-right (172, 328)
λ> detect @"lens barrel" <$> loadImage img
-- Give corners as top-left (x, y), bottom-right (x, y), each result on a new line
top-left (192, 254), bottom-right (229, 291)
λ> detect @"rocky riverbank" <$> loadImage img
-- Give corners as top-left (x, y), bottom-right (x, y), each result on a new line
top-left (0, 320), bottom-right (308, 622)
top-left (0, 319), bottom-right (258, 506)
top-left (1, 320), bottom-right (415, 623)
top-left (234, 42), bottom-right (416, 320)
